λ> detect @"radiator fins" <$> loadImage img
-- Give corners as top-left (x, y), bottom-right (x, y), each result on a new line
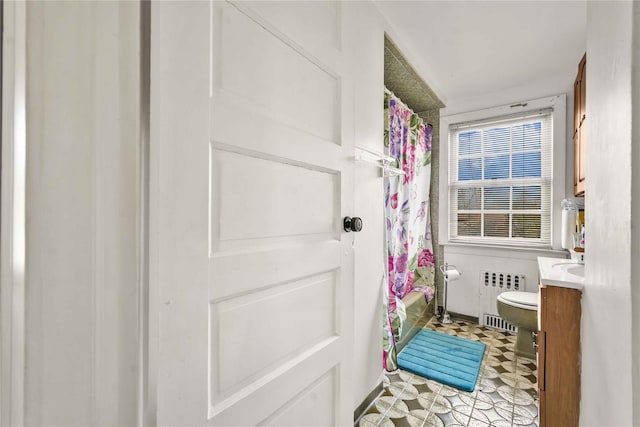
top-left (479, 270), bottom-right (525, 333)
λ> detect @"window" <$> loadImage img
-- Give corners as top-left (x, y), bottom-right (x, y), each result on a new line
top-left (448, 110), bottom-right (553, 246)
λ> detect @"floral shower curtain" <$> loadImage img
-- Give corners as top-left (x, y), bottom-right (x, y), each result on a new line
top-left (383, 91), bottom-right (435, 371)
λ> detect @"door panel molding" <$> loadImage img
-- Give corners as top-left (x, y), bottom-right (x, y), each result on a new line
top-left (150, 1), bottom-right (353, 424)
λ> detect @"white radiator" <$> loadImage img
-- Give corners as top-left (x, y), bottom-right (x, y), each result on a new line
top-left (478, 270), bottom-right (525, 333)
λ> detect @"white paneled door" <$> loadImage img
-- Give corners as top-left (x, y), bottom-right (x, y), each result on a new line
top-left (150, 1), bottom-right (354, 425)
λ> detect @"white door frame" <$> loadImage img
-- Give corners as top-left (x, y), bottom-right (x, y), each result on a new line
top-left (0, 2), bottom-right (156, 425)
top-left (138, 0), bottom-right (152, 425)
top-left (0, 1), bottom-right (27, 425)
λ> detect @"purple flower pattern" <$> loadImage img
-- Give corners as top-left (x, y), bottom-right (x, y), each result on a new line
top-left (418, 248), bottom-right (435, 267)
top-left (382, 92), bottom-right (435, 371)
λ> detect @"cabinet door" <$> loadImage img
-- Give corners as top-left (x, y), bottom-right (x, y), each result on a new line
top-left (574, 126), bottom-right (585, 196)
top-left (539, 286), bottom-right (581, 427)
top-left (574, 54), bottom-right (586, 196)
top-left (578, 55), bottom-right (586, 189)
top-left (578, 125), bottom-right (585, 188)
top-left (579, 54), bottom-right (586, 124)
top-left (574, 131), bottom-right (582, 196)
top-left (538, 287), bottom-right (547, 427)
top-left (573, 72), bottom-right (581, 136)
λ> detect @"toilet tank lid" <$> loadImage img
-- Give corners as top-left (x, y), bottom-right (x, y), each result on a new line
top-left (498, 291), bottom-right (538, 307)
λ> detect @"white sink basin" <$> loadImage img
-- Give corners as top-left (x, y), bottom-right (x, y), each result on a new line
top-left (551, 262), bottom-right (584, 278)
top-left (538, 257), bottom-right (585, 290)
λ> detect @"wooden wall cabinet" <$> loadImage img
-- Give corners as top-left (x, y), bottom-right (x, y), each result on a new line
top-left (537, 284), bottom-right (582, 427)
top-left (573, 53), bottom-right (586, 196)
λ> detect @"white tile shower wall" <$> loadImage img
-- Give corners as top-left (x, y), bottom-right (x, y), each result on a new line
top-left (443, 244), bottom-right (566, 317)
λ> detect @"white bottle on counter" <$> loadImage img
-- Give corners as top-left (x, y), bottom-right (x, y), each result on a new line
top-left (561, 199), bottom-right (578, 249)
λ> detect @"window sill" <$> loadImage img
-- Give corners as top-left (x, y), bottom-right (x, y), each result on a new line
top-left (442, 240), bottom-right (568, 256)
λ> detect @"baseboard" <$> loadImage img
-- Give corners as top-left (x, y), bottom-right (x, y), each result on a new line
top-left (353, 382), bottom-right (383, 423)
top-left (447, 311), bottom-right (479, 324)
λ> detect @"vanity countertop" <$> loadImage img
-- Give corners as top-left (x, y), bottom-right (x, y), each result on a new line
top-left (537, 256), bottom-right (584, 291)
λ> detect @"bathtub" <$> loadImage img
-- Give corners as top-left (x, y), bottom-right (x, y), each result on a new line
top-left (396, 289), bottom-right (436, 353)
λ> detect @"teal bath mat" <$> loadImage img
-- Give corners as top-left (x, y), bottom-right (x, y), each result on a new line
top-left (397, 329), bottom-right (486, 392)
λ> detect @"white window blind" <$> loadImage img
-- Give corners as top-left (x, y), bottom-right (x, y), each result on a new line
top-left (448, 110), bottom-right (553, 246)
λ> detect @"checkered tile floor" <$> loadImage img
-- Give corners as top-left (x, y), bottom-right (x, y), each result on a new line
top-left (357, 318), bottom-right (538, 427)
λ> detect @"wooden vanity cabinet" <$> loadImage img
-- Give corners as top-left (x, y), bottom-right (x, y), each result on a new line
top-left (573, 53), bottom-right (586, 196)
top-left (537, 284), bottom-right (582, 427)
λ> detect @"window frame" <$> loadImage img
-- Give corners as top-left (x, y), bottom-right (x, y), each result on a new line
top-left (439, 96), bottom-right (567, 250)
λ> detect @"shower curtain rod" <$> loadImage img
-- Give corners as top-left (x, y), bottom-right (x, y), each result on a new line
top-left (384, 87), bottom-right (413, 112)
top-left (384, 87), bottom-right (433, 128)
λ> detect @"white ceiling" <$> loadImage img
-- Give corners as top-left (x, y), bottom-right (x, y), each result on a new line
top-left (376, 1), bottom-right (587, 111)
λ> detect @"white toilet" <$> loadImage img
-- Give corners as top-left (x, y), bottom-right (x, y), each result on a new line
top-left (496, 291), bottom-right (538, 359)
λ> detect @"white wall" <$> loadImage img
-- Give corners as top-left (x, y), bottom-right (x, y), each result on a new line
top-left (350, 2), bottom-right (457, 409)
top-left (349, 1), bottom-right (581, 405)
top-left (22, 2), bottom-right (141, 424)
top-left (439, 95), bottom-right (569, 318)
top-left (632, 5), bottom-right (640, 425)
top-left (441, 74), bottom-right (579, 119)
top-left (582, 2), bottom-right (636, 425)
top-left (444, 246), bottom-right (564, 317)
top-left (434, 13), bottom-right (586, 317)
top-left (347, 2), bottom-right (386, 409)
top-left (442, 76), bottom-right (582, 208)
